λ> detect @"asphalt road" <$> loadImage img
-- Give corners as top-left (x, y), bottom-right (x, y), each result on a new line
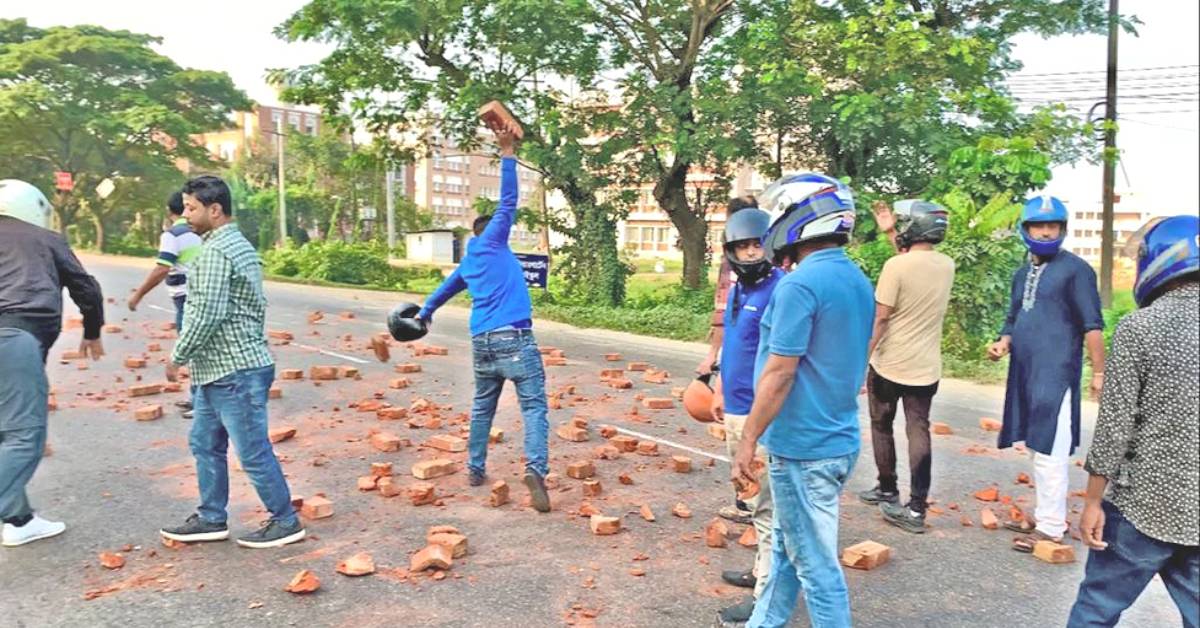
top-left (0, 254), bottom-right (1183, 628)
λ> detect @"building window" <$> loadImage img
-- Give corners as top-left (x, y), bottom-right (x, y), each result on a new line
top-left (271, 111), bottom-right (283, 132)
top-left (288, 112), bottom-right (301, 130)
top-left (305, 117), bottom-right (317, 135)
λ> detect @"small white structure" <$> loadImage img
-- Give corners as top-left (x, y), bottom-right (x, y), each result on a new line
top-left (405, 230), bottom-right (456, 264)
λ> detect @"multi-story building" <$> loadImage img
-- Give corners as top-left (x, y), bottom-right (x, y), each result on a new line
top-left (193, 104), bottom-right (323, 163)
top-left (1068, 204), bottom-right (1149, 264)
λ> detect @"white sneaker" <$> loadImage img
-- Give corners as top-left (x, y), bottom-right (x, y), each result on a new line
top-left (2, 515), bottom-right (66, 547)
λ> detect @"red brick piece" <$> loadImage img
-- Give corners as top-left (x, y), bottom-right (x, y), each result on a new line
top-left (974, 486), bottom-right (1000, 502)
top-left (643, 398), bottom-right (675, 410)
top-left (738, 526), bottom-right (758, 547)
top-left (979, 417), bottom-right (1002, 431)
top-left (543, 356), bottom-right (567, 367)
top-left (1033, 541), bottom-right (1076, 564)
top-left (301, 496), bottom-right (333, 519)
top-left (285, 569), bottom-right (320, 594)
top-left (604, 353), bottom-right (622, 361)
top-left (672, 503), bottom-right (692, 518)
top-left (490, 480), bottom-right (510, 507)
top-left (627, 362), bottom-right (649, 372)
top-left (556, 424), bottom-right (590, 442)
top-left (412, 459), bottom-right (458, 480)
top-left (478, 100), bottom-right (524, 139)
top-left (409, 482), bottom-right (437, 506)
top-left (599, 369), bottom-right (624, 381)
top-left (980, 507), bottom-right (999, 529)
top-left (671, 455), bottom-right (692, 473)
top-left (619, 473), bottom-right (635, 486)
top-left (636, 441), bottom-right (659, 456)
top-left (134, 405), bottom-right (163, 421)
top-left (309, 366), bottom-right (340, 380)
top-left (395, 363), bottom-right (422, 374)
top-left (377, 476), bottom-right (402, 497)
top-left (388, 377), bottom-right (410, 389)
top-left (357, 475), bottom-right (379, 491)
top-left (377, 407), bottom-right (408, 421)
top-left (707, 424), bottom-right (727, 440)
top-left (488, 428), bottom-right (505, 444)
top-left (268, 427), bottom-right (297, 443)
top-left (410, 544), bottom-right (453, 572)
top-left (706, 519), bottom-right (729, 548)
top-left (566, 461), bottom-right (596, 480)
top-left (339, 366), bottom-right (360, 379)
top-left (639, 504), bottom-right (656, 521)
top-left (599, 425), bottom-right (618, 438)
top-left (268, 330), bottom-right (294, 341)
top-left (124, 357), bottom-right (147, 369)
top-left (357, 400), bottom-right (386, 413)
top-left (280, 369), bottom-right (303, 380)
top-left (268, 386), bottom-right (282, 399)
top-left (371, 431), bottom-right (403, 452)
top-left (590, 515), bottom-right (621, 536)
top-left (370, 336), bottom-right (391, 362)
top-left (607, 378), bottom-right (633, 390)
top-left (427, 434), bottom-right (467, 453)
top-left (644, 370), bottom-right (670, 384)
top-left (841, 540), bottom-right (892, 570)
top-left (582, 479), bottom-right (602, 497)
top-left (931, 422), bottom-right (953, 435)
top-left (129, 383), bottom-right (162, 398)
top-left (98, 552), bottom-right (125, 570)
top-left (610, 435), bottom-right (638, 452)
top-left (146, 343), bottom-right (162, 353)
top-left (336, 552), bottom-right (375, 576)
top-left (427, 531), bottom-right (469, 558)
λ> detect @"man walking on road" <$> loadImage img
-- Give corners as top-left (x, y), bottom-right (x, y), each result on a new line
top-left (417, 124), bottom-right (553, 513)
top-left (0, 179), bottom-right (106, 547)
top-left (159, 175), bottom-right (304, 549)
top-left (858, 199), bottom-right (955, 534)
top-left (128, 190), bottom-right (203, 418)
top-left (1068, 215), bottom-right (1199, 627)
top-left (733, 173), bottom-right (874, 628)
top-left (988, 195), bottom-right (1105, 554)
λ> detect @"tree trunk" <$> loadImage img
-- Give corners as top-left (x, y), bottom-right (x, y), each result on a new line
top-left (91, 212), bottom-right (106, 251)
top-left (653, 161), bottom-right (709, 289)
top-left (555, 181), bottom-right (628, 307)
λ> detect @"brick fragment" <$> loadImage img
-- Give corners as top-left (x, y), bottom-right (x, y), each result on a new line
top-left (610, 435), bottom-right (638, 452)
top-left (566, 461), bottom-right (596, 480)
top-left (388, 377), bottom-right (410, 389)
top-left (268, 330), bottom-right (294, 341)
top-left (124, 357), bottom-right (147, 369)
top-left (268, 386), bottom-right (282, 399)
top-left (146, 343), bottom-right (162, 352)
top-left (979, 417), bottom-right (1003, 431)
top-left (627, 362), bottom-right (649, 372)
top-left (309, 366), bottom-right (340, 380)
top-left (134, 405), bottom-right (163, 421)
top-left (1016, 472), bottom-right (1032, 485)
top-left (599, 425), bottom-right (617, 439)
top-left (490, 480), bottom-right (510, 507)
top-left (377, 407), bottom-right (408, 421)
top-left (607, 378), bottom-right (633, 389)
top-left (395, 363), bottom-right (422, 374)
top-left (371, 462), bottom-right (394, 477)
top-left (931, 422), bottom-right (953, 435)
top-left (409, 482), bottom-right (437, 506)
top-left (706, 519), bottom-right (729, 548)
top-left (284, 570), bottom-right (320, 594)
top-left (738, 526), bottom-right (758, 547)
top-left (488, 427), bottom-right (505, 444)
top-left (301, 496), bottom-right (333, 519)
top-left (643, 370), bottom-right (670, 384)
top-left (1033, 541), bottom-right (1076, 564)
top-left (543, 356), bottom-right (567, 367)
top-left (590, 515), bottom-right (621, 536)
top-left (428, 531), bottom-right (468, 558)
top-left (339, 366), bottom-right (360, 379)
top-left (841, 540), bottom-right (892, 570)
top-left (280, 369), bottom-right (303, 380)
top-left (98, 552), bottom-right (125, 570)
top-left (60, 350), bottom-right (84, 360)
top-left (974, 486), bottom-right (999, 502)
top-left (619, 473), bottom-right (634, 486)
top-left (671, 455), bottom-right (692, 473)
top-left (639, 504), bottom-right (656, 521)
top-left (370, 336), bottom-right (391, 362)
top-left (707, 424), bottom-right (727, 441)
top-left (642, 398), bottom-right (675, 410)
top-left (357, 475), bottom-right (379, 491)
top-left (371, 431), bottom-right (403, 452)
top-left (427, 434), bottom-right (467, 453)
top-left (412, 458), bottom-right (458, 480)
top-left (672, 503), bottom-right (692, 518)
top-left (377, 476), bottom-right (402, 497)
top-left (980, 507), bottom-right (999, 529)
top-left (411, 544), bottom-right (453, 572)
top-left (636, 441), bottom-right (659, 456)
top-left (604, 353), bottom-right (622, 361)
top-left (579, 502), bottom-right (602, 517)
top-left (129, 383), bottom-right (162, 397)
top-left (594, 445), bottom-right (621, 460)
top-left (582, 480), bottom-right (602, 497)
top-left (556, 424), bottom-right (590, 442)
top-left (599, 369), bottom-right (624, 381)
top-left (102, 324), bottom-right (122, 333)
top-left (268, 427), bottom-right (297, 443)
top-left (336, 552), bottom-right (375, 576)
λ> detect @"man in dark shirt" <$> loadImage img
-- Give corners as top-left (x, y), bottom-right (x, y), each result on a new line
top-left (0, 179), bottom-right (105, 547)
top-left (1068, 215), bottom-right (1199, 627)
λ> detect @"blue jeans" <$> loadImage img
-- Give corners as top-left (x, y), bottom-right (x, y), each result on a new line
top-left (749, 451), bottom-right (859, 628)
top-left (467, 329), bottom-right (550, 477)
top-left (1068, 500), bottom-right (1199, 628)
top-left (190, 365), bottom-right (297, 526)
top-left (0, 329), bottom-right (49, 522)
top-left (172, 295), bottom-right (187, 333)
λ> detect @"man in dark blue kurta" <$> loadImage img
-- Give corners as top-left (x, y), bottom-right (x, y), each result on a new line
top-left (988, 195), bottom-right (1105, 553)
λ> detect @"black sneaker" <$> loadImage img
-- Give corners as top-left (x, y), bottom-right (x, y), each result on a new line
top-left (181, 409), bottom-right (194, 420)
top-left (880, 502), bottom-right (927, 534)
top-left (468, 468), bottom-right (487, 487)
top-left (718, 505), bottom-right (753, 525)
top-left (524, 471), bottom-right (551, 513)
top-left (721, 569), bottom-right (756, 589)
top-left (717, 596), bottom-right (757, 626)
top-left (160, 514), bottom-right (229, 543)
top-left (174, 400), bottom-right (193, 410)
top-left (236, 519), bottom-right (306, 549)
top-left (858, 486), bottom-right (899, 505)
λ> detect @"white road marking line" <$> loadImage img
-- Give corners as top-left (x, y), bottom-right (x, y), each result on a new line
top-left (614, 426), bottom-right (730, 463)
top-left (289, 342), bottom-right (370, 364)
top-left (147, 304), bottom-right (173, 314)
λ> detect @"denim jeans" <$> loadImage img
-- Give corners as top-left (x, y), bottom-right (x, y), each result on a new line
top-left (172, 295), bottom-right (187, 333)
top-left (0, 329), bottom-right (49, 522)
top-left (749, 451), bottom-right (859, 628)
top-left (1068, 500), bottom-right (1199, 628)
top-left (467, 329), bottom-right (550, 477)
top-left (190, 365), bottom-right (297, 526)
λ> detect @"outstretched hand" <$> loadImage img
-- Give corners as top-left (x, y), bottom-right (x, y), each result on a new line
top-left (495, 127), bottom-right (518, 157)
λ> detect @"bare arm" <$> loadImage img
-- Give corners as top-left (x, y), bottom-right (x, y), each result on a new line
top-left (866, 302), bottom-right (894, 363)
top-left (128, 265), bottom-right (171, 310)
top-left (1085, 329), bottom-right (1106, 398)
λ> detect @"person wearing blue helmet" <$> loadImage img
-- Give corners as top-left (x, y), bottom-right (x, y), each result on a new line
top-left (1068, 215), bottom-right (1198, 627)
top-left (732, 173), bottom-right (874, 628)
top-left (987, 195), bottom-right (1106, 554)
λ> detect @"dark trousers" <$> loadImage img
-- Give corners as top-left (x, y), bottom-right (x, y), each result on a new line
top-left (867, 366), bottom-right (938, 512)
top-left (1068, 500), bottom-right (1199, 628)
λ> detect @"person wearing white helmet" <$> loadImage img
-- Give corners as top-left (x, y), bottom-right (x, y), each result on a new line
top-left (0, 179), bottom-right (106, 547)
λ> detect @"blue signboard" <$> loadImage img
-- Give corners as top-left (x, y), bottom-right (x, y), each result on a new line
top-left (514, 253), bottom-right (550, 289)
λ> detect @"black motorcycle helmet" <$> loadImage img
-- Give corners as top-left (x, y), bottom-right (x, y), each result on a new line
top-left (892, 199), bottom-right (949, 250)
top-left (722, 207), bottom-right (773, 284)
top-left (387, 301), bottom-right (429, 342)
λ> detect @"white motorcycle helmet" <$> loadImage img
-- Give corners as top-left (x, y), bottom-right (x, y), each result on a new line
top-left (0, 180), bottom-right (53, 229)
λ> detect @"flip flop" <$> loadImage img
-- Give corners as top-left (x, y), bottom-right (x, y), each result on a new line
top-left (1012, 529), bottom-right (1063, 553)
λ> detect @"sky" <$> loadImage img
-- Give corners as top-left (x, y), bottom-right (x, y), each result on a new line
top-left (13, 0), bottom-right (1199, 216)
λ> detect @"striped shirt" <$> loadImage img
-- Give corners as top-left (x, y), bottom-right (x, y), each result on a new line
top-left (156, 218), bottom-right (203, 298)
top-left (171, 223), bottom-right (273, 385)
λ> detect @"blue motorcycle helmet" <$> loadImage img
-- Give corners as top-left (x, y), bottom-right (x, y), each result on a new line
top-left (1132, 214), bottom-right (1199, 307)
top-left (1019, 195), bottom-right (1069, 257)
top-left (760, 172), bottom-right (856, 266)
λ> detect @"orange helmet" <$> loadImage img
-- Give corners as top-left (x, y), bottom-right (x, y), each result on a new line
top-left (683, 373), bottom-right (715, 423)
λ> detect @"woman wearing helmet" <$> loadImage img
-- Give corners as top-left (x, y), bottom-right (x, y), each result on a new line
top-left (731, 173), bottom-right (874, 628)
top-left (1069, 215), bottom-right (1199, 626)
top-left (987, 195), bottom-right (1106, 554)
top-left (708, 206), bottom-right (784, 625)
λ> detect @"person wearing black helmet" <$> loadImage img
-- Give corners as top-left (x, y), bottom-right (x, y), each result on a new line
top-left (858, 200), bottom-right (955, 535)
top-left (709, 207), bottom-right (784, 625)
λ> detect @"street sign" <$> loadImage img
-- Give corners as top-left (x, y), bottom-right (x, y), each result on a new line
top-left (95, 178), bottom-right (115, 199)
top-left (515, 253), bottom-right (550, 289)
top-left (55, 171), bottom-right (73, 191)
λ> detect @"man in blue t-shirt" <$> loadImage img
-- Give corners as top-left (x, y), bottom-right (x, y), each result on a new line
top-left (417, 125), bottom-right (552, 513)
top-left (710, 207), bottom-right (783, 625)
top-left (733, 174), bottom-right (874, 628)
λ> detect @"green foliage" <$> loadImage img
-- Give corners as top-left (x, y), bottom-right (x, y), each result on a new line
top-left (262, 241), bottom-right (441, 290)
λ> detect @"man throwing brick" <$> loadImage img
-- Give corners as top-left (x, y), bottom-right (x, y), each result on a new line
top-left (988, 196), bottom-right (1104, 554)
top-left (0, 179), bottom-right (105, 546)
top-left (160, 175), bottom-right (304, 549)
top-left (733, 173), bottom-right (873, 628)
top-left (710, 206), bottom-right (783, 625)
top-left (1068, 215), bottom-right (1198, 627)
top-left (128, 190), bottom-right (203, 418)
top-left (417, 124), bottom-right (552, 513)
top-left (858, 199), bottom-right (955, 534)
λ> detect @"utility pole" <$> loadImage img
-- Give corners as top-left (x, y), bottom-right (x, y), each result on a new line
top-left (385, 166), bottom-right (396, 254)
top-left (1099, 0), bottom-right (1119, 307)
top-left (276, 130), bottom-right (288, 248)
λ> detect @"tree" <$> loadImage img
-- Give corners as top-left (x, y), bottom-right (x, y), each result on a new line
top-left (0, 19), bottom-right (251, 249)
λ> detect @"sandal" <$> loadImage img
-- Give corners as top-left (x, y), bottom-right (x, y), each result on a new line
top-left (1003, 514), bottom-right (1036, 533)
top-left (1012, 529), bottom-right (1062, 553)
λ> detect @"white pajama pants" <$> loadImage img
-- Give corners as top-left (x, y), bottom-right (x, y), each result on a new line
top-left (1032, 391), bottom-right (1073, 539)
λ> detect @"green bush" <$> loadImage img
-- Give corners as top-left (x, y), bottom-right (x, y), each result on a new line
top-left (105, 231), bottom-right (158, 257)
top-left (534, 302), bottom-right (710, 341)
top-left (262, 241), bottom-right (442, 291)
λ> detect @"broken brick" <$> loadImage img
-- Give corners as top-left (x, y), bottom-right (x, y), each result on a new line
top-left (707, 424), bottom-right (727, 441)
top-left (428, 531), bottom-right (468, 558)
top-left (377, 407), bottom-right (408, 421)
top-left (370, 431), bottom-right (403, 452)
top-left (129, 383), bottom-right (162, 398)
top-left (618, 473), bottom-right (634, 486)
top-left (339, 366), bottom-right (360, 379)
top-left (395, 363), bottom-right (422, 374)
top-left (643, 370), bottom-right (670, 384)
top-left (599, 369), bottom-right (624, 381)
top-left (672, 503), bottom-right (692, 518)
top-left (268, 427), bottom-right (297, 443)
top-left (603, 353), bottom-right (622, 361)
top-left (671, 455), bottom-right (692, 473)
top-left (705, 519), bottom-right (729, 548)
top-left (980, 507), bottom-right (999, 529)
top-left (357, 400), bottom-right (386, 413)
top-left (280, 369), bottom-right (304, 380)
top-left (309, 366), bottom-right (340, 381)
top-left (544, 473), bottom-right (560, 489)
top-left (1033, 541), bottom-right (1076, 564)
top-left (610, 435), bottom-right (638, 452)
top-left (974, 486), bottom-right (1000, 502)
top-left (607, 378), bottom-right (633, 390)
top-left (162, 382), bottom-right (183, 393)
top-left (371, 462), bottom-right (394, 478)
top-left (543, 356), bottom-right (567, 367)
top-left (594, 445), bottom-right (622, 460)
top-left (268, 330), bottom-right (294, 341)
top-left (579, 502), bottom-right (603, 517)
top-left (388, 377), bottom-right (410, 389)
top-left (566, 461), bottom-right (596, 480)
top-left (639, 504), bottom-right (656, 522)
top-left (488, 428), bottom-right (505, 444)
top-left (582, 480), bottom-right (602, 497)
top-left (268, 386), bottom-right (282, 399)
top-left (336, 552), bottom-right (376, 576)
top-left (412, 459), bottom-right (459, 480)
top-left (358, 475), bottom-right (380, 491)
top-left (146, 343), bottom-right (162, 352)
top-left (931, 422), bottom-right (954, 435)
top-left (599, 425), bottom-right (618, 439)
top-left (1016, 472), bottom-right (1032, 485)
top-left (590, 515), bottom-right (621, 536)
top-left (627, 362), bottom-right (649, 372)
top-left (98, 552), bottom-right (125, 570)
top-left (979, 417), bottom-right (1003, 431)
top-left (124, 357), bottom-right (147, 369)
top-left (738, 526), bottom-right (758, 547)
top-left (307, 311), bottom-right (324, 324)
top-left (556, 424), bottom-right (590, 442)
top-left (370, 336), bottom-right (391, 362)
top-left (285, 570), bottom-right (320, 594)
top-left (411, 544), bottom-right (453, 572)
top-left (377, 477), bottom-right (402, 497)
top-left (636, 441), bottom-right (659, 456)
top-left (841, 540), bottom-right (892, 570)
top-left (642, 398), bottom-right (675, 410)
top-left (408, 483), bottom-right (437, 506)
top-left (301, 496), bottom-right (334, 519)
top-left (134, 405), bottom-right (163, 421)
top-left (427, 434), bottom-right (467, 453)
top-left (490, 480), bottom-right (510, 507)
top-left (102, 324), bottom-right (122, 333)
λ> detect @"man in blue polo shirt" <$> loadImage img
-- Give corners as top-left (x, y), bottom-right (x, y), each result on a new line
top-left (417, 125), bottom-right (552, 513)
top-left (733, 173), bottom-right (874, 628)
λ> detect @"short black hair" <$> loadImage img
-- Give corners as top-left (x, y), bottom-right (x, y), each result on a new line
top-left (727, 195), bottom-right (757, 215)
top-left (183, 175), bottom-right (233, 216)
top-left (473, 214), bottom-right (492, 236)
top-left (167, 190), bottom-right (184, 216)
